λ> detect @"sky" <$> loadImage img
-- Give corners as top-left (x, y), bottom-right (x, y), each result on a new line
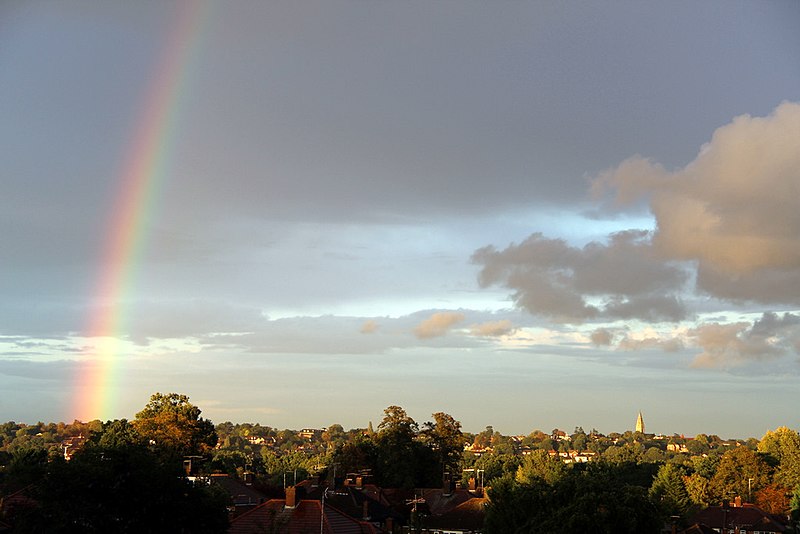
top-left (1, 1), bottom-right (799, 439)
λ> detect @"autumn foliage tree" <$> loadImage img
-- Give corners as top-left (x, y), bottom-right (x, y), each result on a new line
top-left (131, 392), bottom-right (217, 457)
top-left (708, 446), bottom-right (770, 503)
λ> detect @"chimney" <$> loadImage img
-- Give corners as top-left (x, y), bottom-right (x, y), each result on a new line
top-left (285, 486), bottom-right (305, 508)
top-left (442, 474), bottom-right (453, 496)
top-left (285, 486), bottom-right (297, 508)
top-left (734, 496), bottom-right (742, 507)
top-left (468, 477), bottom-right (476, 491)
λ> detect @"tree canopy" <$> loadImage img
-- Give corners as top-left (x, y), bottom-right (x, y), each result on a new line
top-left (131, 392), bottom-right (217, 457)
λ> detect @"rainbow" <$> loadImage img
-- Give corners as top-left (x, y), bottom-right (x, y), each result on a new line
top-left (74, 2), bottom-right (211, 422)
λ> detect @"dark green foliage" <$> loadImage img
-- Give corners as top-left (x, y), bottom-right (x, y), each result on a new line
top-left (11, 432), bottom-right (229, 533)
top-left (3, 447), bottom-right (49, 491)
top-left (332, 437), bottom-right (378, 478)
top-left (330, 406), bottom-right (462, 489)
top-left (462, 452), bottom-right (521, 487)
top-left (649, 463), bottom-right (691, 520)
top-left (421, 412), bottom-right (464, 476)
top-left (485, 463), bottom-right (661, 534)
top-left (373, 406), bottom-right (439, 488)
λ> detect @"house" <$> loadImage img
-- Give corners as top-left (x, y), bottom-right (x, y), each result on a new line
top-left (680, 523), bottom-right (718, 534)
top-left (61, 434), bottom-right (88, 460)
top-left (209, 474), bottom-right (270, 519)
top-left (462, 444), bottom-right (492, 456)
top-left (685, 502), bottom-right (790, 534)
top-left (667, 442), bottom-right (689, 453)
top-left (358, 484), bottom-right (487, 533)
top-left (418, 496), bottom-right (487, 534)
top-left (0, 486), bottom-right (38, 530)
top-left (228, 486), bottom-right (379, 534)
top-left (298, 428), bottom-right (321, 440)
top-left (295, 478), bottom-right (404, 532)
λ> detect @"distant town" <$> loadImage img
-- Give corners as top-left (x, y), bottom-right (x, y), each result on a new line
top-left (1, 393), bottom-right (798, 533)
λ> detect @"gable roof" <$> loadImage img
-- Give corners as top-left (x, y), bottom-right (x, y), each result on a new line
top-left (680, 523), bottom-right (718, 534)
top-left (228, 499), bottom-right (379, 534)
top-left (688, 504), bottom-right (789, 533)
top-left (210, 474), bottom-right (269, 507)
top-left (299, 484), bottom-right (402, 525)
top-left (422, 496), bottom-right (487, 532)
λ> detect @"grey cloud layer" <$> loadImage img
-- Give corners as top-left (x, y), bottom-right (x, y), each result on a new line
top-left (472, 230), bottom-right (688, 323)
top-left (689, 312), bottom-right (800, 369)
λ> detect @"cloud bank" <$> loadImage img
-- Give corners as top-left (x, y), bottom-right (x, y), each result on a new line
top-left (595, 101), bottom-right (800, 304)
top-left (475, 102), bottom-right (800, 321)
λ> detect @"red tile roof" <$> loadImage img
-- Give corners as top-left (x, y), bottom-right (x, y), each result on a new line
top-left (688, 504), bottom-right (789, 533)
top-left (228, 499), bottom-right (379, 534)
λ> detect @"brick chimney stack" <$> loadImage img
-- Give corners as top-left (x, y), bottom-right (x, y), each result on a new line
top-left (285, 486), bottom-right (305, 508)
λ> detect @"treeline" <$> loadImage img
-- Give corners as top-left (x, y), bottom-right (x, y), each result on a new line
top-left (0, 393), bottom-right (227, 532)
top-left (209, 409), bottom-right (800, 530)
top-left (3, 393), bottom-right (800, 532)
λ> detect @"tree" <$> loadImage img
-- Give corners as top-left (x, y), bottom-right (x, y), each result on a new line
top-left (547, 467), bottom-right (660, 534)
top-left (331, 438), bottom-right (378, 481)
top-left (686, 437), bottom-right (710, 456)
top-left (474, 426), bottom-right (494, 449)
top-left (790, 485), bottom-right (800, 529)
top-left (483, 474), bottom-right (551, 534)
top-left (322, 424), bottom-right (346, 448)
top-left (708, 446), bottom-right (770, 503)
top-left (131, 392), bottom-right (217, 458)
top-left (515, 449), bottom-right (568, 485)
top-left (691, 454), bottom-right (720, 479)
top-left (571, 429), bottom-right (587, 453)
top-left (95, 419), bottom-right (143, 449)
top-left (649, 463), bottom-right (691, 519)
top-left (373, 406), bottom-right (435, 488)
top-left (485, 464), bottom-right (661, 534)
top-left (685, 472), bottom-right (713, 507)
top-left (421, 412), bottom-right (464, 478)
top-left (758, 426), bottom-right (800, 489)
top-left (378, 405), bottom-right (417, 438)
top-left (12, 436), bottom-right (229, 532)
top-left (755, 482), bottom-right (792, 515)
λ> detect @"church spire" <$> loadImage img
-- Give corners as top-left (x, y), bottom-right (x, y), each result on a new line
top-left (635, 411), bottom-right (645, 434)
